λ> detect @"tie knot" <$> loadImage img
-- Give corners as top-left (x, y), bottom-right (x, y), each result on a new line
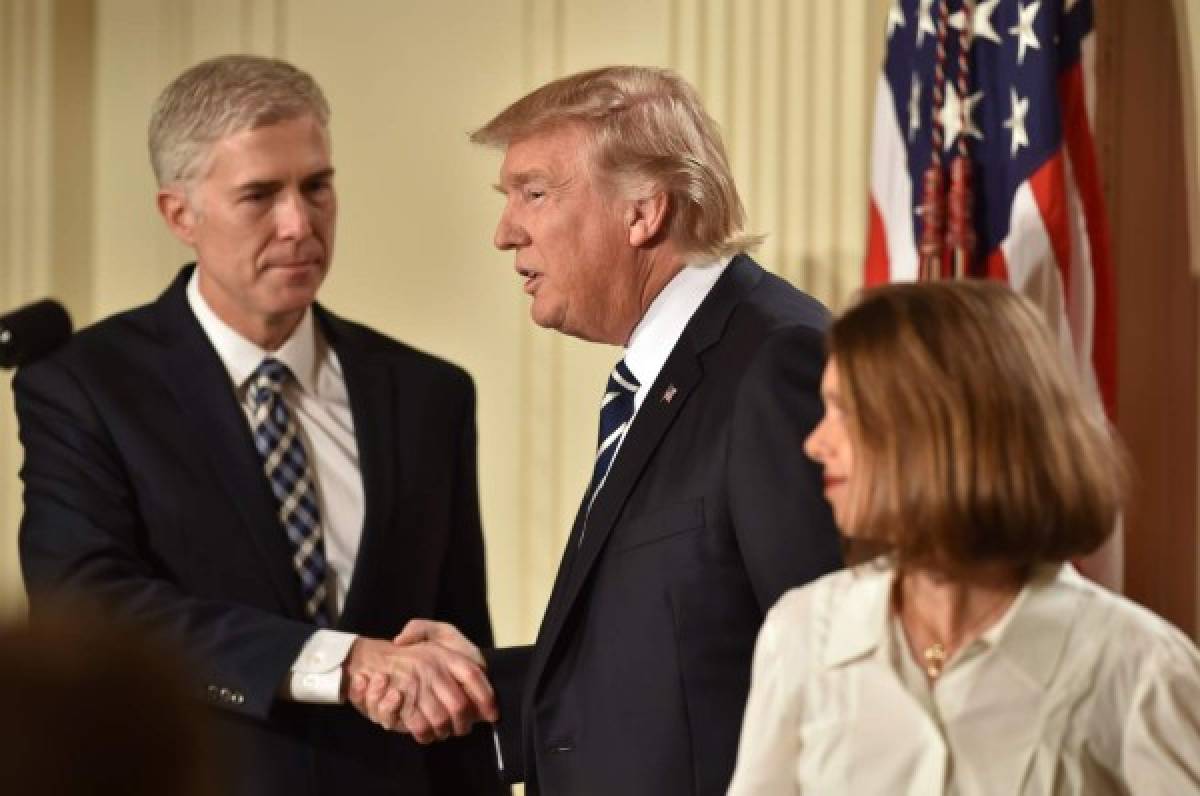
top-left (606, 359), bottom-right (639, 398)
top-left (250, 357), bottom-right (291, 406)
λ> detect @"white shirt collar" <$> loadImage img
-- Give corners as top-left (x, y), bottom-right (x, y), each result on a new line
top-left (623, 256), bottom-right (730, 402)
top-left (823, 558), bottom-right (1083, 693)
top-left (186, 268), bottom-right (319, 395)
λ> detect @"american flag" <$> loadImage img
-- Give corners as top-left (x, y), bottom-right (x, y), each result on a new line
top-left (864, 0), bottom-right (1120, 587)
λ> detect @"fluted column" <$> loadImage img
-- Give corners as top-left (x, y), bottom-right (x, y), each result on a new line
top-left (668, 0), bottom-right (887, 308)
top-left (0, 0), bottom-right (96, 619)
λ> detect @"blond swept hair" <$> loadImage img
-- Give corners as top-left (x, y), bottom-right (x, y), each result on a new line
top-left (471, 65), bottom-right (760, 262)
top-left (830, 280), bottom-right (1127, 574)
top-left (148, 54), bottom-right (330, 186)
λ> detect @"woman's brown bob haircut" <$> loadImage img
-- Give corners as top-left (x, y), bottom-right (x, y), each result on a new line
top-left (830, 279), bottom-right (1128, 574)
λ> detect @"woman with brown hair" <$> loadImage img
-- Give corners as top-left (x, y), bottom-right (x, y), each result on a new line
top-left (728, 280), bottom-right (1200, 794)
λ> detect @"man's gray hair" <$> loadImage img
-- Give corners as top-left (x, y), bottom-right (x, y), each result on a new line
top-left (148, 54), bottom-right (330, 187)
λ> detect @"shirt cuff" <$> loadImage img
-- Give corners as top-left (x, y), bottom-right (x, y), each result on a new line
top-left (284, 629), bottom-right (358, 704)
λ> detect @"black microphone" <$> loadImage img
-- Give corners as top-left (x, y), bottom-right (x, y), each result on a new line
top-left (0, 299), bottom-right (73, 369)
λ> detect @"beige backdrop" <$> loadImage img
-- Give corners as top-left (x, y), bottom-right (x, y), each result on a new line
top-left (0, 0), bottom-right (888, 641)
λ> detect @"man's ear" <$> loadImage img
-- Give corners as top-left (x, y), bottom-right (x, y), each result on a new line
top-left (156, 186), bottom-right (199, 246)
top-left (626, 191), bottom-right (669, 248)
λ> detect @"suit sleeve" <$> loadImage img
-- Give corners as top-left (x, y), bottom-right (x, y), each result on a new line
top-left (727, 324), bottom-right (843, 611)
top-left (431, 372), bottom-right (493, 647)
top-left (424, 371), bottom-right (511, 795)
top-left (14, 357), bottom-right (314, 720)
top-left (483, 644), bottom-right (534, 785)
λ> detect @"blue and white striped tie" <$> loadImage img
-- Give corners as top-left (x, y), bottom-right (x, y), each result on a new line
top-left (249, 358), bottom-right (331, 626)
top-left (583, 359), bottom-right (640, 530)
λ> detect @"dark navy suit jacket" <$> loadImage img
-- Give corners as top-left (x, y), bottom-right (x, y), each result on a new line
top-left (15, 266), bottom-right (506, 796)
top-left (487, 255), bottom-right (843, 795)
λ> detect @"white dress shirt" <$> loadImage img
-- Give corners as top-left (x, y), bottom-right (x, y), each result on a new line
top-left (576, 256), bottom-right (728, 516)
top-left (623, 256), bottom-right (729, 415)
top-left (491, 258), bottom-right (733, 771)
top-left (188, 273), bottom-right (359, 702)
top-left (728, 558), bottom-right (1200, 795)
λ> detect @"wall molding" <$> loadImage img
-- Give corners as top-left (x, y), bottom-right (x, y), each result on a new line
top-left (516, 0), bottom-right (567, 640)
top-left (0, 0), bottom-right (55, 619)
top-left (668, 0), bottom-right (880, 307)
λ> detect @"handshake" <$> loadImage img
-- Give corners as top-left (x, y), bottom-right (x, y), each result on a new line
top-left (342, 620), bottom-right (498, 743)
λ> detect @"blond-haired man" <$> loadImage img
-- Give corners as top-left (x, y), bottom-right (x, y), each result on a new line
top-left (15, 55), bottom-right (504, 796)
top-left (363, 66), bottom-right (842, 795)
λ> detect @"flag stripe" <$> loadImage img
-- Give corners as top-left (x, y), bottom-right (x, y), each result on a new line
top-left (1029, 152), bottom-right (1073, 300)
top-left (1059, 56), bottom-right (1118, 415)
top-left (985, 248), bottom-right (1009, 282)
top-left (867, 72), bottom-right (917, 285)
top-left (865, 0), bottom-right (1120, 591)
top-left (865, 198), bottom-right (891, 287)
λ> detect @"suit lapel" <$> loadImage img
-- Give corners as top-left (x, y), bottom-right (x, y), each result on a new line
top-left (528, 255), bottom-right (766, 690)
top-left (154, 266), bottom-right (307, 618)
top-left (566, 354), bottom-right (701, 589)
top-left (529, 350), bottom-right (701, 661)
top-left (325, 311), bottom-right (399, 628)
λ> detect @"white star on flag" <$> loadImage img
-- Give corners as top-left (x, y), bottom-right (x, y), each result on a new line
top-left (887, 0), bottom-right (905, 39)
top-left (939, 85), bottom-right (984, 150)
top-left (865, 0), bottom-right (1122, 590)
top-left (916, 0), bottom-right (936, 46)
top-left (908, 74), bottom-right (922, 141)
top-left (1003, 88), bottom-right (1031, 157)
top-left (1010, 0), bottom-right (1042, 65)
top-left (949, 0), bottom-right (1003, 45)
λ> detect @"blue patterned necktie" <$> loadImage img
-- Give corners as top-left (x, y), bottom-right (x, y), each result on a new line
top-left (249, 358), bottom-right (331, 626)
top-left (582, 359), bottom-right (640, 533)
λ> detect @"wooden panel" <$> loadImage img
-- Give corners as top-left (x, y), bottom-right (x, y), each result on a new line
top-left (1098, 0), bottom-right (1199, 636)
top-left (1171, 0), bottom-right (1200, 282)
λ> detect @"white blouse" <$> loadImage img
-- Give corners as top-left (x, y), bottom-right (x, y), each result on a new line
top-left (728, 560), bottom-right (1200, 795)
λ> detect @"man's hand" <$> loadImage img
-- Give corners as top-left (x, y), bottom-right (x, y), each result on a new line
top-left (343, 637), bottom-right (497, 743)
top-left (394, 619), bottom-right (483, 663)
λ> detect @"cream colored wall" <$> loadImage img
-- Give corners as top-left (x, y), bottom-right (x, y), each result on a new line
top-left (0, 0), bottom-right (88, 622)
top-left (0, 0), bottom-right (47, 623)
top-left (0, 0), bottom-right (888, 641)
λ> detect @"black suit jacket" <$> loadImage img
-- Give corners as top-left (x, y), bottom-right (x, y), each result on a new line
top-left (15, 266), bottom-right (506, 796)
top-left (487, 255), bottom-right (843, 795)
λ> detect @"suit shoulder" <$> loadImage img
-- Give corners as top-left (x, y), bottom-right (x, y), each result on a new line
top-left (740, 267), bottom-right (831, 334)
top-left (714, 264), bottom-right (831, 366)
top-left (730, 304), bottom-right (828, 398)
top-left (319, 311), bottom-right (474, 392)
top-left (15, 301), bottom-right (160, 387)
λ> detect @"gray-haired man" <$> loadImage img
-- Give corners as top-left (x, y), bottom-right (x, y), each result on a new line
top-left (15, 54), bottom-right (504, 796)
